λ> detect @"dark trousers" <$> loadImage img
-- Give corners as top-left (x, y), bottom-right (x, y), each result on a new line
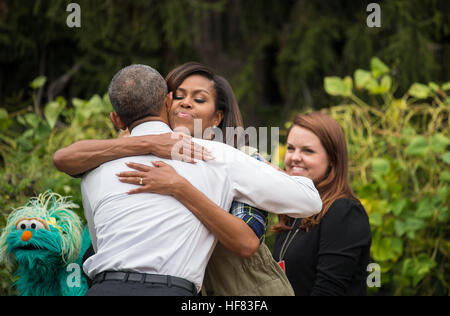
top-left (86, 279), bottom-right (196, 296)
top-left (82, 246), bottom-right (197, 296)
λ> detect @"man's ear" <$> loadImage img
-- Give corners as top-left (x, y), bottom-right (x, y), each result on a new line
top-left (110, 112), bottom-right (127, 130)
top-left (163, 92), bottom-right (173, 119)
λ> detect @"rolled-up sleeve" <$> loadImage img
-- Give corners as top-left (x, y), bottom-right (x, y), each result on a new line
top-left (226, 151), bottom-right (322, 218)
top-left (230, 201), bottom-right (268, 243)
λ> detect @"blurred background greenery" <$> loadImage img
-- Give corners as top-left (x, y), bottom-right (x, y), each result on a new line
top-left (0, 0), bottom-right (449, 295)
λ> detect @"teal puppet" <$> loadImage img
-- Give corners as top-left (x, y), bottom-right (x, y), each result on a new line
top-left (0, 191), bottom-right (91, 296)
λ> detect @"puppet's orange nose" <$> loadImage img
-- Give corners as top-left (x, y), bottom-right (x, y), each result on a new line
top-left (21, 230), bottom-right (33, 241)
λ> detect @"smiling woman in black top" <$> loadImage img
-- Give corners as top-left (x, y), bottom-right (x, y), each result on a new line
top-left (272, 112), bottom-right (372, 296)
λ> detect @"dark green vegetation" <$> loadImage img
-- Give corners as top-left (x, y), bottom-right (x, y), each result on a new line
top-left (0, 1), bottom-right (449, 295)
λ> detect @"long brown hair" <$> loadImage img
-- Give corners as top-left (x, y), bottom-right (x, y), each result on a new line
top-left (273, 112), bottom-right (359, 232)
top-left (165, 62), bottom-right (244, 146)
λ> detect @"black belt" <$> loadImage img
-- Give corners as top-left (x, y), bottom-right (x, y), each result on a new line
top-left (93, 271), bottom-right (197, 295)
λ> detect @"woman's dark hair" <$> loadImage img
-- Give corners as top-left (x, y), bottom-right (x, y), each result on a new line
top-left (165, 62), bottom-right (244, 147)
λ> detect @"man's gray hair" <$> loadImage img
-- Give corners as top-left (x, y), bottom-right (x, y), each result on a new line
top-left (108, 64), bottom-right (168, 127)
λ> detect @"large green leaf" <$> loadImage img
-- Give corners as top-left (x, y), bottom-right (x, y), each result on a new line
top-left (402, 255), bottom-right (436, 287)
top-left (24, 113), bottom-right (42, 129)
top-left (343, 76), bottom-right (353, 96)
top-left (415, 198), bottom-right (433, 219)
top-left (0, 108), bottom-right (7, 119)
top-left (404, 218), bottom-right (426, 239)
top-left (441, 82), bottom-right (450, 91)
top-left (442, 152), bottom-right (450, 165)
top-left (371, 158), bottom-right (390, 175)
top-left (409, 83), bottom-right (431, 99)
top-left (324, 77), bottom-right (352, 97)
top-left (29, 76), bottom-right (47, 90)
top-left (436, 202), bottom-right (449, 222)
top-left (430, 134), bottom-right (450, 154)
top-left (0, 108), bottom-right (12, 131)
top-left (86, 95), bottom-right (103, 113)
top-left (428, 82), bottom-right (439, 93)
top-left (392, 199), bottom-right (408, 216)
top-left (371, 57), bottom-right (390, 79)
top-left (395, 220), bottom-right (407, 237)
top-left (440, 171), bottom-right (450, 183)
top-left (380, 75), bottom-right (392, 92)
top-left (354, 69), bottom-right (372, 90)
top-left (372, 234), bottom-right (403, 262)
top-left (34, 121), bottom-right (51, 142)
top-left (369, 212), bottom-right (383, 227)
top-left (44, 97), bottom-right (67, 129)
top-left (405, 136), bottom-right (428, 157)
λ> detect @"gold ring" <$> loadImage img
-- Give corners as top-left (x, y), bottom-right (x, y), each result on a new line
top-left (139, 177), bottom-right (143, 185)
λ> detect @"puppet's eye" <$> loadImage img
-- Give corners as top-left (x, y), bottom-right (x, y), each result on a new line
top-left (15, 219), bottom-right (48, 231)
top-left (16, 220), bottom-right (30, 230)
top-left (29, 219), bottom-right (46, 230)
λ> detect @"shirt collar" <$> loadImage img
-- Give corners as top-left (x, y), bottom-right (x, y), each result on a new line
top-left (130, 121), bottom-right (172, 136)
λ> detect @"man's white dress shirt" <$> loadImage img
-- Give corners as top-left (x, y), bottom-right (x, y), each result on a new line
top-left (81, 121), bottom-right (322, 292)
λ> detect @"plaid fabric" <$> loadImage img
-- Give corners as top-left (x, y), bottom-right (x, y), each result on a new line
top-left (230, 201), bottom-right (268, 244)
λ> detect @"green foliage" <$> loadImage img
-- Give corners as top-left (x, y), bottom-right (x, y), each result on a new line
top-left (1, 0), bottom-right (450, 295)
top-left (0, 80), bottom-right (116, 295)
top-left (268, 58), bottom-right (449, 296)
top-left (2, 0), bottom-right (450, 128)
top-left (324, 59), bottom-right (449, 295)
top-left (1, 56), bottom-right (449, 295)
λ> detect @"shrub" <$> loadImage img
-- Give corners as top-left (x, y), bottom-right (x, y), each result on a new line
top-left (0, 79), bottom-right (116, 295)
top-left (269, 58), bottom-right (449, 295)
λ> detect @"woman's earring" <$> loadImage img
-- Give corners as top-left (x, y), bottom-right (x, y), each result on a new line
top-left (205, 126), bottom-right (217, 140)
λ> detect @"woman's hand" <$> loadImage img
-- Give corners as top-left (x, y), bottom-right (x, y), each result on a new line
top-left (117, 161), bottom-right (188, 196)
top-left (146, 132), bottom-right (214, 163)
top-left (255, 153), bottom-right (287, 174)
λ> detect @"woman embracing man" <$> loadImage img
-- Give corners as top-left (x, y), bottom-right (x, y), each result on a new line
top-left (54, 62), bottom-right (371, 296)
